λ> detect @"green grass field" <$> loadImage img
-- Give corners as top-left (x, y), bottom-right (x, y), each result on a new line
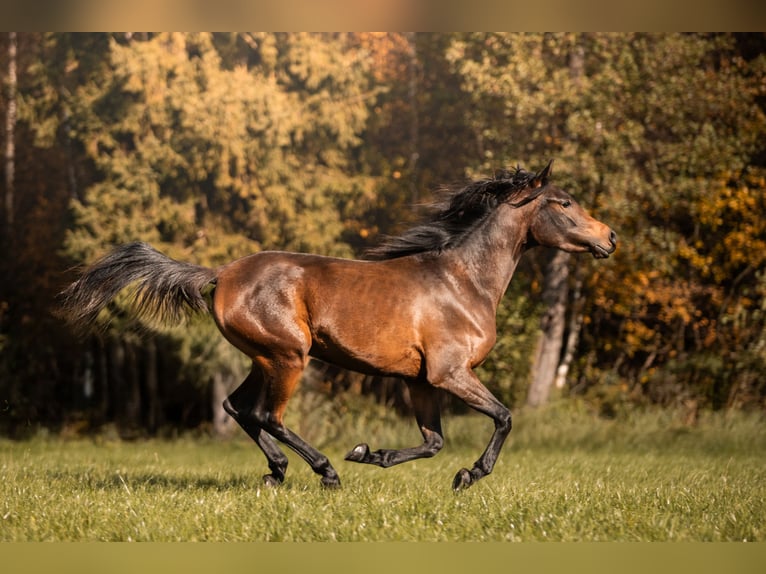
top-left (1, 404), bottom-right (764, 541)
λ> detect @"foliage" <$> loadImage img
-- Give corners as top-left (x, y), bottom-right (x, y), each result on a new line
top-left (0, 33), bottom-right (765, 437)
top-left (2, 32), bottom-right (380, 433)
top-left (475, 283), bottom-right (543, 409)
top-left (62, 32), bottom-right (377, 264)
top-left (446, 33), bottom-right (766, 410)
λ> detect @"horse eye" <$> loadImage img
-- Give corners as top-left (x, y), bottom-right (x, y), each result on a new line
top-left (562, 200), bottom-right (571, 208)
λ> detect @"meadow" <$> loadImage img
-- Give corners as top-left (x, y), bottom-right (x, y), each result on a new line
top-left (1, 402), bottom-right (764, 542)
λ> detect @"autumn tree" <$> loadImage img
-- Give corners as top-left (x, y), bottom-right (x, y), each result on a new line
top-left (1, 33), bottom-right (764, 437)
top-left (2, 33), bottom-right (380, 434)
top-left (446, 33), bottom-right (614, 407)
top-left (570, 33), bottom-right (766, 412)
top-left (447, 32), bottom-right (766, 410)
top-left (0, 33), bottom-right (117, 433)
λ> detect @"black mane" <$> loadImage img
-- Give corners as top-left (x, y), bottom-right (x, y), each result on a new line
top-left (366, 167), bottom-right (543, 260)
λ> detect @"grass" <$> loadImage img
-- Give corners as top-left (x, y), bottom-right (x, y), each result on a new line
top-left (0, 403), bottom-right (764, 541)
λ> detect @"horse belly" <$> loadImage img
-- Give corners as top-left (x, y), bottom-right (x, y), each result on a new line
top-left (309, 308), bottom-right (423, 379)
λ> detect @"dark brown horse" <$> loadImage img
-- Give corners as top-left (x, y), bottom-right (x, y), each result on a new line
top-left (60, 161), bottom-right (616, 490)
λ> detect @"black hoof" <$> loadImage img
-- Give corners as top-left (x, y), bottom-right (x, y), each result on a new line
top-left (344, 443), bottom-right (370, 463)
top-left (222, 398), bottom-right (238, 419)
top-left (262, 474), bottom-right (282, 488)
top-left (452, 468), bottom-right (473, 491)
top-left (321, 475), bottom-right (341, 489)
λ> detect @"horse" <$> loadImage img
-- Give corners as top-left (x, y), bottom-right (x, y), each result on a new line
top-left (60, 160), bottom-right (616, 491)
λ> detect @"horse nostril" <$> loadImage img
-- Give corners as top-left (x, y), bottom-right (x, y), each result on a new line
top-left (609, 230), bottom-right (618, 246)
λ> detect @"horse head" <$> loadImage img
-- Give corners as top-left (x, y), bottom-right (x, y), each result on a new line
top-left (523, 161), bottom-right (617, 259)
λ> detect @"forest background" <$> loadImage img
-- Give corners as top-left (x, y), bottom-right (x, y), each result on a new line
top-left (0, 32), bottom-right (764, 437)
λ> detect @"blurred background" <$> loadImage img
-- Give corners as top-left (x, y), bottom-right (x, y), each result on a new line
top-left (0, 33), bottom-right (764, 438)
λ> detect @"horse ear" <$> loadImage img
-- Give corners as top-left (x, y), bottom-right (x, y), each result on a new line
top-left (531, 159), bottom-right (554, 188)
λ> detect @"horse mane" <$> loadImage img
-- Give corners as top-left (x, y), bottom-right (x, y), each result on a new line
top-left (366, 166), bottom-right (544, 260)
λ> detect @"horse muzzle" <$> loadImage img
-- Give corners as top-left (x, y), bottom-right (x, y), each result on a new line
top-left (591, 230), bottom-right (617, 259)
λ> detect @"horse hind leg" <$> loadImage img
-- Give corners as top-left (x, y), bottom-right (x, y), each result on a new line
top-left (229, 355), bottom-right (341, 488)
top-left (345, 379), bottom-right (444, 468)
top-left (223, 370), bottom-right (289, 486)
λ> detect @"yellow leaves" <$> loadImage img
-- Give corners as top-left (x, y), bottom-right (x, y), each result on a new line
top-left (699, 182), bottom-right (759, 228)
top-left (677, 240), bottom-right (714, 277)
top-left (691, 171), bottom-right (766, 281)
top-left (623, 320), bottom-right (656, 351)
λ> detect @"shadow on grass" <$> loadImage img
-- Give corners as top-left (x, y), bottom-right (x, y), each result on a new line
top-left (43, 469), bottom-right (282, 492)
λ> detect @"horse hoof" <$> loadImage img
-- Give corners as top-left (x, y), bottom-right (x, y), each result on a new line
top-left (262, 474), bottom-right (282, 488)
top-left (321, 475), bottom-right (341, 489)
top-left (344, 443), bottom-right (370, 463)
top-left (222, 398), bottom-right (239, 418)
top-left (452, 468), bottom-right (473, 491)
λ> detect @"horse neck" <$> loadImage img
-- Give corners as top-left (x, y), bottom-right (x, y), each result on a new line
top-left (449, 202), bottom-right (532, 307)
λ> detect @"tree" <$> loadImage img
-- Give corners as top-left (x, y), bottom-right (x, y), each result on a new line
top-left (447, 33), bottom-right (766, 410)
top-left (1, 33), bottom-right (385, 435)
top-left (58, 33), bottom-right (378, 432)
top-left (4, 32), bottom-right (16, 233)
top-left (572, 34), bottom-right (766, 409)
top-left (2, 33), bottom-right (764, 437)
top-left (0, 33), bottom-right (117, 434)
top-left (446, 33), bottom-right (608, 406)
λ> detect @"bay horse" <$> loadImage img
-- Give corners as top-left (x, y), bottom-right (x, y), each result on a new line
top-left (60, 160), bottom-right (616, 490)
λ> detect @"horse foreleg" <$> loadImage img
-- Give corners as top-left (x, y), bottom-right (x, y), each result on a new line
top-left (431, 367), bottom-right (511, 491)
top-left (345, 380), bottom-right (444, 467)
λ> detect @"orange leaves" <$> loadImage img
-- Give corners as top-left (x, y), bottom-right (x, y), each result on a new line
top-left (353, 33), bottom-right (411, 83)
top-left (690, 171), bottom-right (766, 283)
top-left (622, 320), bottom-right (656, 353)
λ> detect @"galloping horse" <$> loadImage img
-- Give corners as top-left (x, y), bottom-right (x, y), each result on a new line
top-left (60, 161), bottom-right (616, 490)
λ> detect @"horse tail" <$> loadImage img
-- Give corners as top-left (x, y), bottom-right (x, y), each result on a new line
top-left (59, 242), bottom-right (218, 333)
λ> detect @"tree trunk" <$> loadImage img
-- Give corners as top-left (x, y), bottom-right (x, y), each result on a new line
top-left (107, 337), bottom-right (125, 423)
top-left (554, 312), bottom-right (583, 390)
top-left (527, 250), bottom-right (570, 407)
top-left (525, 41), bottom-right (585, 408)
top-left (407, 32), bottom-right (420, 204)
top-left (94, 338), bottom-right (109, 426)
top-left (4, 32), bottom-right (17, 233)
top-left (144, 338), bottom-right (160, 433)
top-left (211, 372), bottom-right (235, 437)
top-left (554, 270), bottom-right (584, 390)
top-left (124, 340), bottom-right (142, 432)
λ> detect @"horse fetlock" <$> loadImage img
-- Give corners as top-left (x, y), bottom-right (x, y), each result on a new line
top-left (268, 460), bottom-right (288, 481)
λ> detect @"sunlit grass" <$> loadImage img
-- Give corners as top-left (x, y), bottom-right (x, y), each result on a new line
top-left (1, 405), bottom-right (763, 541)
